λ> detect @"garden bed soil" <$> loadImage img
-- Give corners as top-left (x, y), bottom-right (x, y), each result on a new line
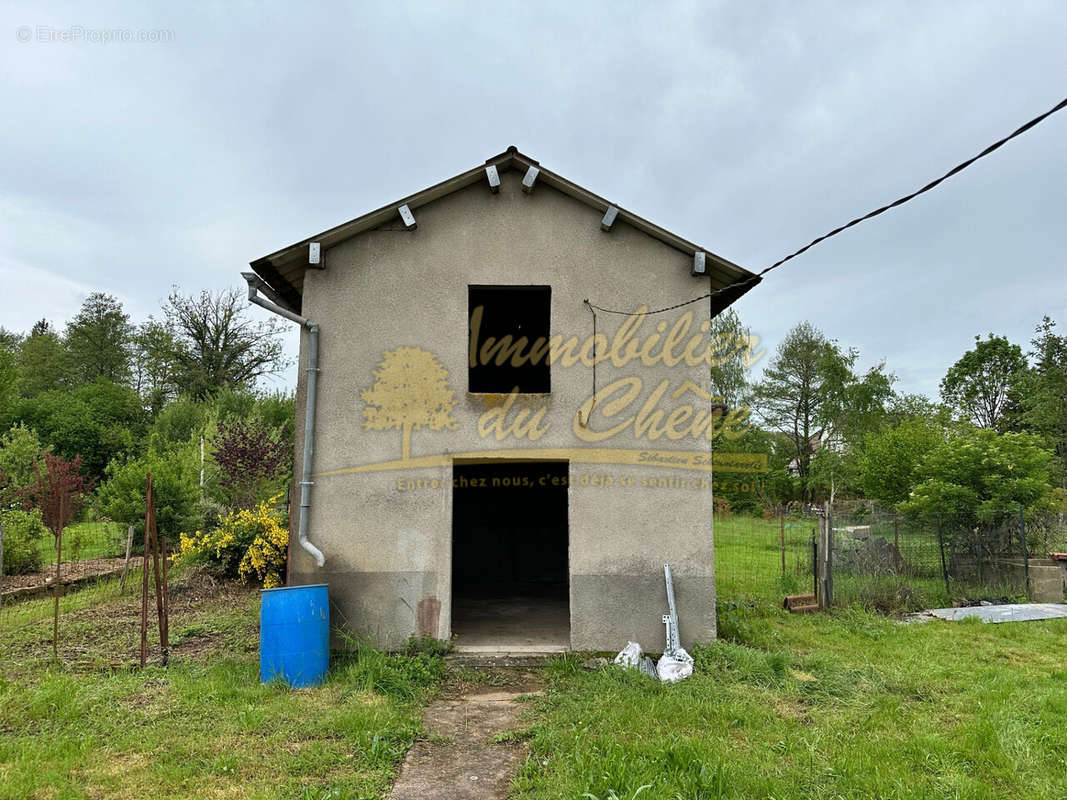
top-left (2, 556), bottom-right (130, 596)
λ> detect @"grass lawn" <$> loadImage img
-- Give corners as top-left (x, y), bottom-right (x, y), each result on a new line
top-left (3, 553), bottom-right (1067, 799)
top-left (0, 568), bottom-right (445, 800)
top-left (49, 521), bottom-right (129, 563)
top-left (514, 603), bottom-right (1067, 799)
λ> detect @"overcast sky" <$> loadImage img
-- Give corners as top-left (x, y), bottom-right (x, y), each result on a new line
top-left (2, 1), bottom-right (1064, 399)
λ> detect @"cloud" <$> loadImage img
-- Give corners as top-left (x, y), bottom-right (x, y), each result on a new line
top-left (0, 0), bottom-right (1064, 397)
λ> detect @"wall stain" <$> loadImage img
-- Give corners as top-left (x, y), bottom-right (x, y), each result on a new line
top-left (416, 597), bottom-right (441, 637)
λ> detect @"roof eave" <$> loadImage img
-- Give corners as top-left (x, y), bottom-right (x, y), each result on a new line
top-left (249, 147), bottom-right (757, 305)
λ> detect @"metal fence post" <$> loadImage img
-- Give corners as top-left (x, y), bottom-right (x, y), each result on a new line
top-left (824, 502), bottom-right (834, 608)
top-left (936, 512), bottom-right (950, 598)
top-left (780, 510), bottom-right (786, 574)
top-left (811, 529), bottom-right (818, 601)
top-left (1019, 504), bottom-right (1030, 599)
top-left (817, 505), bottom-right (833, 610)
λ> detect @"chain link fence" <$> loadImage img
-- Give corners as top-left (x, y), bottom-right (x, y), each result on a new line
top-left (714, 508), bottom-right (819, 606)
top-left (715, 504), bottom-right (1067, 614)
top-left (829, 504), bottom-right (1067, 611)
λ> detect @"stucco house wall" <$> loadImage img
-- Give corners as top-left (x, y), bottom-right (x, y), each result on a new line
top-left (284, 166), bottom-right (727, 651)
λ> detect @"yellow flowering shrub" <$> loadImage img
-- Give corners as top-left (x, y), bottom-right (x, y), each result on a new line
top-left (178, 495), bottom-right (288, 588)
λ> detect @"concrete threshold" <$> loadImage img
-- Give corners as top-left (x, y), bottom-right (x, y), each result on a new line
top-left (452, 644), bottom-right (568, 654)
top-left (447, 648), bottom-right (566, 669)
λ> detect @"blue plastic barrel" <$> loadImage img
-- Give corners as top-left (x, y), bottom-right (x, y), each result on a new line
top-left (260, 584), bottom-right (329, 688)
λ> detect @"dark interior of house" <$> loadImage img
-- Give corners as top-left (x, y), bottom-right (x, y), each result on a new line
top-left (451, 461), bottom-right (569, 647)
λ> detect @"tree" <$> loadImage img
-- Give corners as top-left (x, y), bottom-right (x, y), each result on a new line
top-left (0, 327), bottom-right (21, 351)
top-left (15, 320), bottom-right (71, 397)
top-left (65, 293), bottom-right (133, 385)
top-left (708, 308), bottom-right (754, 410)
top-left (132, 318), bottom-right (182, 415)
top-left (162, 288), bottom-right (288, 399)
top-left (213, 419), bottom-right (291, 509)
top-left (752, 322), bottom-right (892, 501)
top-left (361, 347), bottom-right (459, 460)
top-left (21, 453), bottom-right (91, 542)
top-left (0, 345), bottom-right (15, 429)
top-left (11, 379), bottom-right (145, 481)
top-left (20, 453), bottom-right (92, 661)
top-left (856, 417), bottom-right (946, 507)
top-left (940, 334), bottom-right (1026, 430)
top-left (900, 427), bottom-right (1054, 524)
top-left (97, 447), bottom-right (200, 540)
top-left (0, 424), bottom-right (47, 506)
top-left (1015, 316), bottom-right (1067, 485)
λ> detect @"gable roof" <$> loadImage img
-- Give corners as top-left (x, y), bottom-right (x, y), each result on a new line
top-left (249, 146), bottom-right (760, 314)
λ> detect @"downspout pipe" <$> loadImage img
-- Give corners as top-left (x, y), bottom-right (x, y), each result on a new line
top-left (242, 272), bottom-right (326, 568)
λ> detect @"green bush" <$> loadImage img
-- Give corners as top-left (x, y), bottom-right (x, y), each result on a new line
top-left (96, 447), bottom-right (199, 541)
top-left (1, 509), bottom-right (46, 575)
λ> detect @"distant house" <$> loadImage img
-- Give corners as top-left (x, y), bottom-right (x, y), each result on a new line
top-left (246, 147), bottom-right (761, 652)
top-left (786, 430), bottom-right (828, 476)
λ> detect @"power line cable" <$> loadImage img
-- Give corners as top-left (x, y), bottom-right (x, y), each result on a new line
top-left (587, 96), bottom-right (1067, 317)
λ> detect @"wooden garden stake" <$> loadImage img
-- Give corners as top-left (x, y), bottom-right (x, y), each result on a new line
top-left (139, 473), bottom-right (171, 667)
top-left (140, 474), bottom-right (152, 668)
top-left (53, 493), bottom-right (65, 662)
top-left (0, 521), bottom-right (5, 625)
top-left (147, 492), bottom-right (166, 665)
top-left (161, 532), bottom-right (170, 654)
top-left (120, 524), bottom-right (134, 594)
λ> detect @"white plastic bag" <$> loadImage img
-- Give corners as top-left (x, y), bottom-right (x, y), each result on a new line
top-left (656, 647), bottom-right (694, 683)
top-left (614, 641), bottom-right (643, 669)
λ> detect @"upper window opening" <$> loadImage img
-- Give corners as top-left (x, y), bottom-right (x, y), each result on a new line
top-left (468, 285), bottom-right (551, 393)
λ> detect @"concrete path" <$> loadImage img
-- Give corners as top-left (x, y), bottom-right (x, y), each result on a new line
top-left (910, 602), bottom-right (1067, 624)
top-left (388, 689), bottom-right (534, 800)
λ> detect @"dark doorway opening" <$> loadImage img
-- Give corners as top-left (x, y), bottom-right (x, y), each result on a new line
top-left (451, 461), bottom-right (569, 649)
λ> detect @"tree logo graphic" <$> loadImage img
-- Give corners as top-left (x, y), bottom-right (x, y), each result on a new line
top-left (361, 347), bottom-right (459, 460)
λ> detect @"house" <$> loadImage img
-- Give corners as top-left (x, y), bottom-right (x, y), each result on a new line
top-left (786, 430), bottom-right (828, 476)
top-left (246, 147), bottom-right (761, 652)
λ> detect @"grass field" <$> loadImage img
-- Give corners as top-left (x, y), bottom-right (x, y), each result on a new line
top-left (3, 535), bottom-right (1067, 798)
top-left (0, 568), bottom-right (445, 800)
top-left (30, 521), bottom-right (129, 567)
top-left (514, 604), bottom-right (1067, 799)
